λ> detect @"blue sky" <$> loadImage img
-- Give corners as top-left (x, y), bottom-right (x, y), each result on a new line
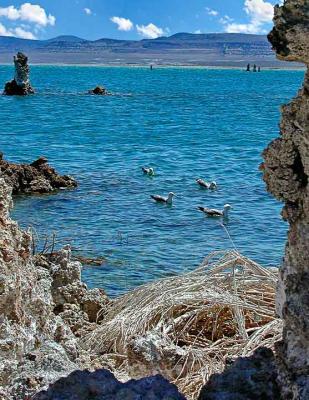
top-left (0, 0), bottom-right (281, 40)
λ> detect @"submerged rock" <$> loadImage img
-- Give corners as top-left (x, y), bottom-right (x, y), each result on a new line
top-left (0, 154), bottom-right (77, 194)
top-left (3, 52), bottom-right (35, 95)
top-left (88, 86), bottom-right (108, 95)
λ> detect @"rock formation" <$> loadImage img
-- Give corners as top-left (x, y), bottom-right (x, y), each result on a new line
top-left (199, 1), bottom-right (308, 399)
top-left (198, 348), bottom-right (281, 400)
top-left (0, 154), bottom-right (77, 194)
top-left (4, 52), bottom-right (34, 95)
top-left (88, 86), bottom-right (108, 95)
top-left (261, 0), bottom-right (309, 398)
top-left (0, 178), bottom-right (186, 399)
top-left (0, 178), bottom-right (110, 398)
top-left (34, 370), bottom-right (185, 400)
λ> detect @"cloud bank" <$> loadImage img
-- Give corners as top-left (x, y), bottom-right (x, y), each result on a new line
top-left (0, 3), bottom-right (55, 39)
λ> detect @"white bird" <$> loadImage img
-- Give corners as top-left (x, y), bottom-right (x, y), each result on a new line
top-left (151, 192), bottom-right (175, 205)
top-left (196, 179), bottom-right (217, 190)
top-left (198, 204), bottom-right (232, 218)
top-left (142, 167), bottom-right (155, 176)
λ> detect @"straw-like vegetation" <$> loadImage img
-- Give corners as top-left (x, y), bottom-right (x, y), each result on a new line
top-left (83, 250), bottom-right (281, 399)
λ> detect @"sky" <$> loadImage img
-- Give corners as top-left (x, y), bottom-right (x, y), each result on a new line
top-left (0, 0), bottom-right (282, 41)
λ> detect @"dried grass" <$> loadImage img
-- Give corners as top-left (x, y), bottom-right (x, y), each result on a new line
top-left (83, 250), bottom-right (281, 399)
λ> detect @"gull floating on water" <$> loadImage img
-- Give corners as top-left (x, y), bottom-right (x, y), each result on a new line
top-left (198, 204), bottom-right (232, 218)
top-left (142, 167), bottom-right (155, 176)
top-left (196, 179), bottom-right (217, 190)
top-left (151, 192), bottom-right (175, 205)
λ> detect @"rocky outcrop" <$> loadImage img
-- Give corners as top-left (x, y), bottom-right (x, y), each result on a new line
top-left (198, 348), bottom-right (281, 400)
top-left (0, 179), bottom-right (110, 399)
top-left (262, 0), bottom-right (309, 399)
top-left (0, 154), bottom-right (77, 194)
top-left (88, 86), bottom-right (108, 95)
top-left (4, 52), bottom-right (34, 95)
top-left (34, 370), bottom-right (186, 400)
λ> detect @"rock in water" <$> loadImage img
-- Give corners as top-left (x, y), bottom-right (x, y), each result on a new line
top-left (0, 154), bottom-right (77, 194)
top-left (88, 86), bottom-right (107, 95)
top-left (3, 52), bottom-right (34, 95)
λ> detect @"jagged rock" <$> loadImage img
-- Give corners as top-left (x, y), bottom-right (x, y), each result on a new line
top-left (198, 348), bottom-right (282, 400)
top-left (3, 52), bottom-right (35, 95)
top-left (89, 86), bottom-right (108, 95)
top-left (0, 154), bottom-right (77, 194)
top-left (33, 370), bottom-right (186, 400)
top-left (0, 179), bottom-right (110, 399)
top-left (198, 2), bottom-right (309, 400)
top-left (262, 1), bottom-right (309, 399)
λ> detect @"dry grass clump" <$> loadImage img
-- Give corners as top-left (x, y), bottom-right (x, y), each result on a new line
top-left (83, 250), bottom-right (281, 399)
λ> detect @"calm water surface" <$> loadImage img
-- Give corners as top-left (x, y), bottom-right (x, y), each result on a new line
top-left (0, 66), bottom-right (304, 296)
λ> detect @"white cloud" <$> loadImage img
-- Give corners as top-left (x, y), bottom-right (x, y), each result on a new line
top-left (0, 3), bottom-right (55, 26)
top-left (84, 8), bottom-right (92, 15)
top-left (223, 0), bottom-right (274, 34)
top-left (110, 16), bottom-right (133, 31)
top-left (14, 26), bottom-right (36, 39)
top-left (206, 7), bottom-right (219, 17)
top-left (220, 15), bottom-right (234, 24)
top-left (0, 21), bottom-right (36, 39)
top-left (136, 23), bottom-right (165, 39)
top-left (194, 29), bottom-right (202, 34)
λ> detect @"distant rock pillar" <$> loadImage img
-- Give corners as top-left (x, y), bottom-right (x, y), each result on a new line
top-left (262, 0), bottom-right (309, 398)
top-left (3, 52), bottom-right (34, 95)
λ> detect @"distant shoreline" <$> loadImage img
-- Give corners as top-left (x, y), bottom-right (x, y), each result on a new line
top-left (0, 63), bottom-right (305, 70)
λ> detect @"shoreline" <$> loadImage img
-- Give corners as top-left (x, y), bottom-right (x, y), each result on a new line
top-left (0, 63), bottom-right (305, 70)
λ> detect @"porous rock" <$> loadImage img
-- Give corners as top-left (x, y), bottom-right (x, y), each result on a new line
top-left (4, 52), bottom-right (35, 95)
top-left (0, 179), bottom-right (110, 399)
top-left (262, 1), bottom-right (309, 398)
top-left (0, 154), bottom-right (77, 195)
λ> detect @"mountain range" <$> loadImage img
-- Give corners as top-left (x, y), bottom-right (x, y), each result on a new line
top-left (0, 33), bottom-right (295, 67)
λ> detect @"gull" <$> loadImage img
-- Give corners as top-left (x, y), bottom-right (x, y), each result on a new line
top-left (198, 204), bottom-right (232, 218)
top-left (151, 192), bottom-right (175, 205)
top-left (142, 167), bottom-right (155, 176)
top-left (196, 179), bottom-right (217, 190)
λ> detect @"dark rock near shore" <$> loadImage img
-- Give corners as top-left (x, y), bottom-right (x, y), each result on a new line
top-left (34, 370), bottom-right (186, 400)
top-left (3, 52), bottom-right (34, 95)
top-left (198, 348), bottom-right (282, 400)
top-left (0, 154), bottom-right (77, 194)
top-left (88, 85), bottom-right (108, 95)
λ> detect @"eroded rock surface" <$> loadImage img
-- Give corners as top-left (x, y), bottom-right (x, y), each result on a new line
top-left (262, 0), bottom-right (309, 398)
top-left (0, 154), bottom-right (77, 194)
top-left (0, 179), bottom-right (110, 399)
top-left (4, 52), bottom-right (35, 95)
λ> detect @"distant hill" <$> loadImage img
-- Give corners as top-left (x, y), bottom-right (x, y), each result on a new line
top-left (0, 32), bottom-right (295, 67)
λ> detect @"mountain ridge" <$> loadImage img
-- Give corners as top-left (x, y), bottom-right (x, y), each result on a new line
top-left (0, 32), bottom-right (294, 67)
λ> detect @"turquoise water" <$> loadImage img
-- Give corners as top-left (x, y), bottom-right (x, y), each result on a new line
top-left (0, 66), bottom-right (304, 297)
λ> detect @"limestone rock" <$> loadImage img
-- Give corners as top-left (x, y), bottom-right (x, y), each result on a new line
top-left (262, 0), bottom-right (309, 398)
top-left (0, 179), bottom-right (110, 399)
top-left (0, 154), bottom-right (77, 195)
top-left (4, 52), bottom-right (35, 95)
